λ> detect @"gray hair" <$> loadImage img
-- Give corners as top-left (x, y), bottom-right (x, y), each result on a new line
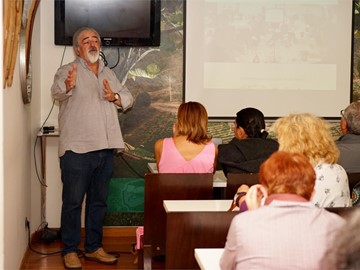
top-left (344, 101), bottom-right (360, 135)
top-left (72, 27), bottom-right (101, 51)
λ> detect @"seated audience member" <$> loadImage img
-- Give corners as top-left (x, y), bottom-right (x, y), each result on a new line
top-left (154, 101), bottom-right (218, 173)
top-left (337, 101), bottom-right (360, 172)
top-left (218, 107), bottom-right (278, 176)
top-left (272, 113), bottom-right (352, 207)
top-left (320, 208), bottom-right (360, 270)
top-left (220, 151), bottom-right (345, 270)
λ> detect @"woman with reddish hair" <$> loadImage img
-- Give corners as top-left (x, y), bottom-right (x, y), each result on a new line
top-left (220, 151), bottom-right (345, 270)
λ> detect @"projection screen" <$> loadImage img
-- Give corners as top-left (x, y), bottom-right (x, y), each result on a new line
top-left (185, 0), bottom-right (353, 118)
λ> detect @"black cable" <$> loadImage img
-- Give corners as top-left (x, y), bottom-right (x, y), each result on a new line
top-left (108, 48), bottom-right (120, 69)
top-left (33, 46), bottom-right (66, 187)
top-left (100, 48), bottom-right (120, 69)
top-left (26, 222), bottom-right (62, 256)
top-left (33, 99), bottom-right (56, 187)
top-left (26, 221), bottom-right (127, 257)
top-left (99, 51), bottom-right (108, 66)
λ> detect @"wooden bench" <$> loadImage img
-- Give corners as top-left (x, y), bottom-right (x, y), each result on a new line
top-left (139, 173), bottom-right (214, 269)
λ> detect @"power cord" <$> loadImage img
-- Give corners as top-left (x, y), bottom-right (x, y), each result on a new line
top-left (25, 219), bottom-right (62, 256)
top-left (100, 48), bottom-right (120, 69)
top-left (25, 219), bottom-right (131, 258)
top-left (33, 45), bottom-right (66, 187)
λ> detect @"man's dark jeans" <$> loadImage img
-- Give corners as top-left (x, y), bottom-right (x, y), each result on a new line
top-left (60, 149), bottom-right (114, 254)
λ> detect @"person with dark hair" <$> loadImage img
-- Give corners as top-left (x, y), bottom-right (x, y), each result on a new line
top-left (51, 27), bottom-right (134, 269)
top-left (218, 107), bottom-right (278, 176)
top-left (220, 151), bottom-right (345, 270)
top-left (154, 101), bottom-right (218, 173)
top-left (337, 101), bottom-right (360, 173)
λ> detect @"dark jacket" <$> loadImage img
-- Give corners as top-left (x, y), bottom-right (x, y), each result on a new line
top-left (218, 138), bottom-right (279, 176)
top-left (336, 134), bottom-right (360, 173)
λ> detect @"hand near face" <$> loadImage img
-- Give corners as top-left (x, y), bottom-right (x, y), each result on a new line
top-left (103, 79), bottom-right (115, 102)
top-left (245, 184), bottom-right (268, 210)
top-left (65, 63), bottom-right (77, 92)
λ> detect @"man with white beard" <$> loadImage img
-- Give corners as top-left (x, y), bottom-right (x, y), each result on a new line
top-left (51, 27), bottom-right (134, 269)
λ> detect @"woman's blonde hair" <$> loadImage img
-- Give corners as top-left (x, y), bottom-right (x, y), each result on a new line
top-left (175, 101), bottom-right (212, 144)
top-left (271, 113), bottom-right (339, 165)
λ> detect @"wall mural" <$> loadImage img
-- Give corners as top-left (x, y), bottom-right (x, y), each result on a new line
top-left (104, 0), bottom-right (185, 225)
top-left (353, 1), bottom-right (360, 102)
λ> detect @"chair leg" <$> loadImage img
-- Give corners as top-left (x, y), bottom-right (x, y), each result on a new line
top-left (143, 244), bottom-right (152, 270)
top-left (137, 247), bottom-right (144, 269)
top-left (138, 234), bottom-right (152, 270)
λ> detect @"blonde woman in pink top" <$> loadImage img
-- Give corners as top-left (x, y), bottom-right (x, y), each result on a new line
top-left (154, 101), bottom-right (218, 173)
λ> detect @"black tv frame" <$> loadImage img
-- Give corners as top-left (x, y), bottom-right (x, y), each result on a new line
top-left (54, 0), bottom-right (161, 47)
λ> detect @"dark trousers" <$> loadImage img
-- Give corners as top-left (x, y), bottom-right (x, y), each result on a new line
top-left (60, 149), bottom-right (114, 254)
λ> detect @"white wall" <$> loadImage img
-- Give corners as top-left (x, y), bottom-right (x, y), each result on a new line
top-left (2, 63), bottom-right (33, 269)
top-left (1, 0), bottom-right (43, 268)
top-left (0, 0), bottom-right (4, 267)
top-left (1, 44), bottom-right (41, 269)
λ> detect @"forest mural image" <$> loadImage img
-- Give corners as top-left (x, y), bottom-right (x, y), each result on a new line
top-left (103, 0), bottom-right (185, 225)
top-left (105, 0), bottom-right (185, 179)
top-left (353, 1), bottom-right (360, 101)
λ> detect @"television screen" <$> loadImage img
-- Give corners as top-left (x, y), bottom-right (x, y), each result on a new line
top-left (54, 0), bottom-right (161, 47)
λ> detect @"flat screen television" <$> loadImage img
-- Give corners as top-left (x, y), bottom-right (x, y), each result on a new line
top-left (54, 0), bottom-right (161, 47)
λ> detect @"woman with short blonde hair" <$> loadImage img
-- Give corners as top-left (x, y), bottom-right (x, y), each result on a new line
top-left (273, 113), bottom-right (339, 165)
top-left (272, 113), bottom-right (351, 207)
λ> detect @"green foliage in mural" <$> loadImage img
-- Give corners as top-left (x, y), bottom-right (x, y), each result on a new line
top-left (354, 1), bottom-right (360, 101)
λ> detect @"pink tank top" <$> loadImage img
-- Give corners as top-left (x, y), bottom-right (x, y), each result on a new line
top-left (158, 137), bottom-right (215, 173)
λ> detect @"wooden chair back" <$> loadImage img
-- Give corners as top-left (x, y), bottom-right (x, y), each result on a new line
top-left (225, 173), bottom-right (259, 199)
top-left (165, 211), bottom-right (238, 269)
top-left (143, 173), bottom-right (214, 258)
